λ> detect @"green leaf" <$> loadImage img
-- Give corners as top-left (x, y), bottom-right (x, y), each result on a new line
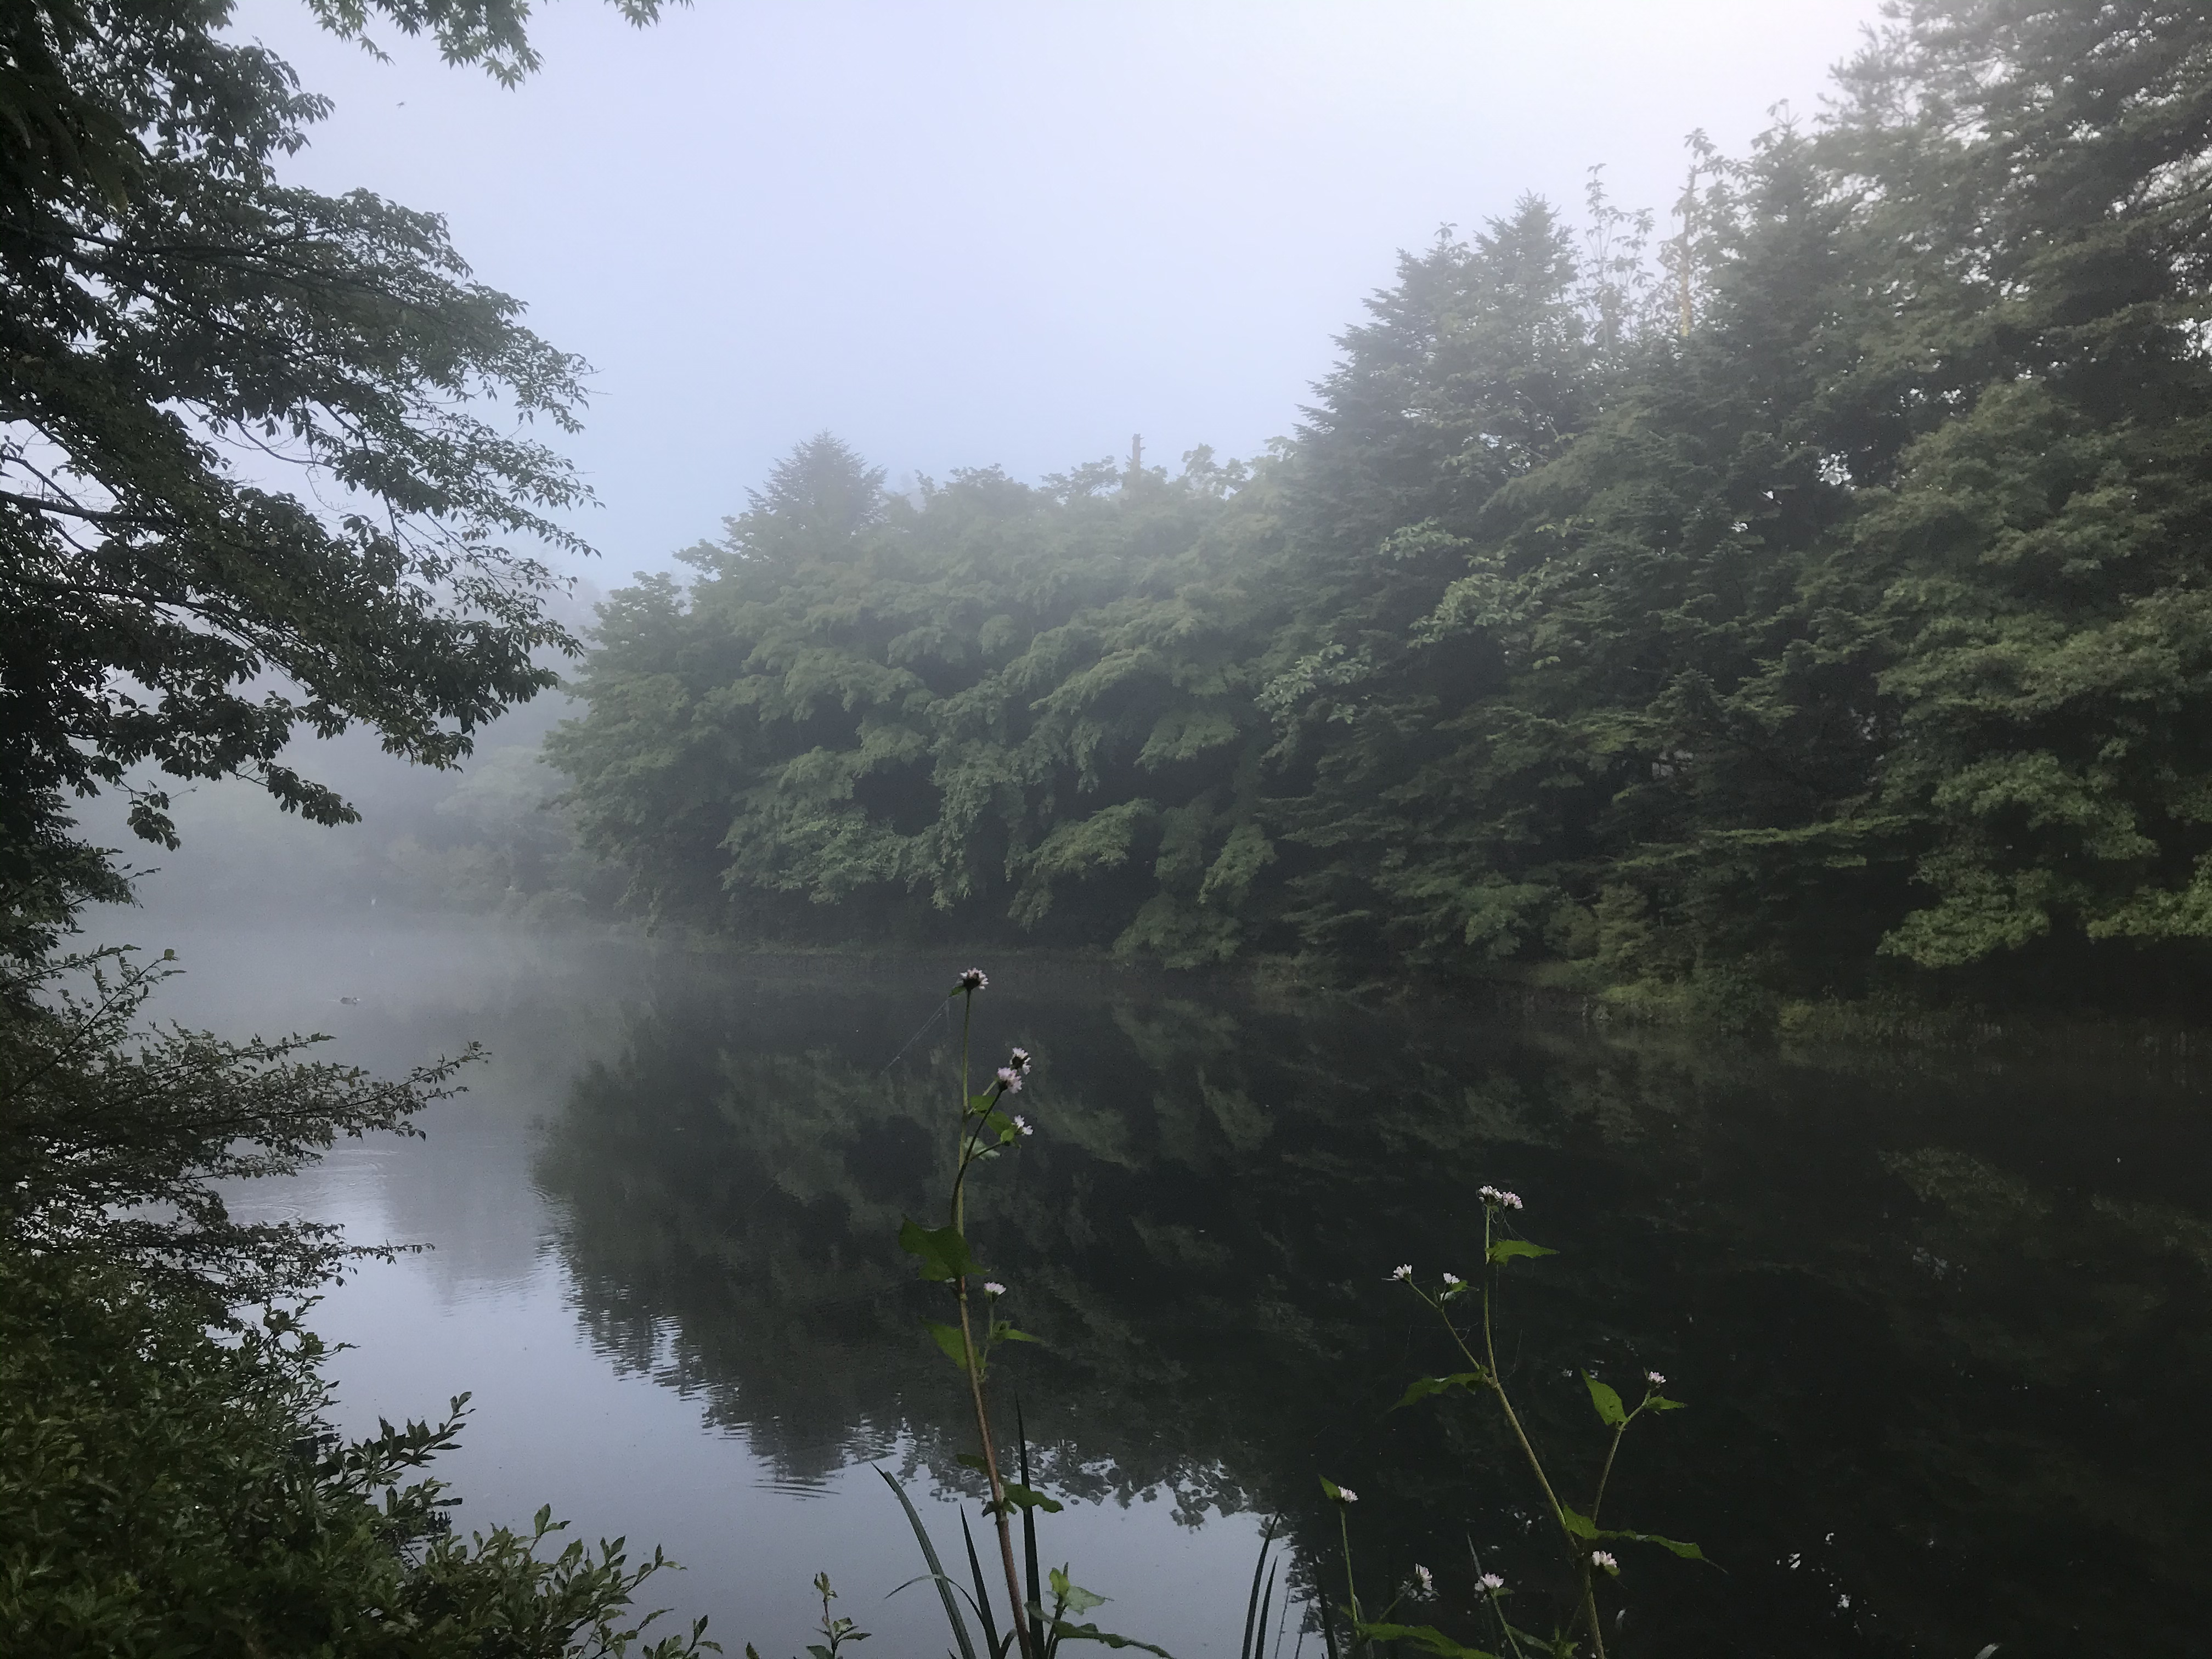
top-left (1485, 1239), bottom-right (1556, 1266)
top-left (1045, 1620), bottom-right (1172, 1655)
top-left (1391, 1372), bottom-right (1485, 1410)
top-left (926, 1321), bottom-right (972, 1372)
top-left (1049, 1566), bottom-right (1107, 1615)
top-left (990, 1321), bottom-right (1040, 1345)
top-left (986, 1482), bottom-right (1063, 1515)
top-left (1583, 1373), bottom-right (1627, 1427)
top-left (1352, 1623), bottom-right (1499, 1659)
top-left (875, 1468), bottom-right (979, 1659)
top-left (1598, 1527), bottom-right (1707, 1562)
top-left (955, 1452), bottom-right (989, 1475)
top-left (1647, 1394), bottom-right (1688, 1412)
top-left (1558, 1504), bottom-right (1599, 1540)
top-left (900, 1218), bottom-right (985, 1283)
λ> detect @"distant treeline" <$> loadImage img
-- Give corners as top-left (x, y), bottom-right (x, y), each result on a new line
top-left (551, 3), bottom-right (2212, 1007)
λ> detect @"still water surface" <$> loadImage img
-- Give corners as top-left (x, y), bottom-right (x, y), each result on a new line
top-left (142, 924), bottom-right (2209, 1658)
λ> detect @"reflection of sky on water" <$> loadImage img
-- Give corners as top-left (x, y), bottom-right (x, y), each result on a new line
top-left (192, 927), bottom-right (1266, 1658)
top-left (297, 1246), bottom-right (1266, 1658)
top-left (149, 919), bottom-right (2212, 1658)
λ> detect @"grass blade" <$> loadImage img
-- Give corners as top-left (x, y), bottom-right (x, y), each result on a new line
top-left (877, 1465), bottom-right (979, 1659)
top-left (1016, 1397), bottom-right (1042, 1624)
top-left (1240, 1518), bottom-right (1279, 1659)
top-left (962, 1505), bottom-right (1005, 1658)
top-left (1252, 1562), bottom-right (1277, 1659)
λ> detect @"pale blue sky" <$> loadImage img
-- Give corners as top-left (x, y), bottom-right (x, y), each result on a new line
top-left (232, 0), bottom-right (1889, 579)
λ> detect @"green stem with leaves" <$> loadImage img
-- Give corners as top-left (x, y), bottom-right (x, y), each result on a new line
top-left (949, 986), bottom-right (1035, 1659)
top-left (1338, 1506), bottom-right (1361, 1637)
top-left (1425, 1207), bottom-right (1606, 1659)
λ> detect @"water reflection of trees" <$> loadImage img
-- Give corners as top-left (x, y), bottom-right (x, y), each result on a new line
top-left (535, 977), bottom-right (2212, 1656)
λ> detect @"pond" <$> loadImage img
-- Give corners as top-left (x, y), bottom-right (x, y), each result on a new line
top-left (143, 923), bottom-right (2209, 1658)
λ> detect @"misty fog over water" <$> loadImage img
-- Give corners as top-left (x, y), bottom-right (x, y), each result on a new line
top-left (119, 922), bottom-right (2211, 1656)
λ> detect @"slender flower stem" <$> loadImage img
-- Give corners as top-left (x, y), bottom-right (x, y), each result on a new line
top-left (957, 1282), bottom-right (1034, 1659)
top-left (1338, 1508), bottom-right (1360, 1635)
top-left (955, 991), bottom-right (973, 1232)
top-left (950, 988), bottom-right (1035, 1659)
top-left (1457, 1207), bottom-right (1607, 1659)
top-left (1590, 1421), bottom-right (1629, 1528)
top-left (1465, 1537), bottom-right (1528, 1659)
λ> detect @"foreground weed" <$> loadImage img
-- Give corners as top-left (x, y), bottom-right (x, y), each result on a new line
top-left (758, 984), bottom-right (1702, 1659)
top-left (1323, 1188), bottom-right (1703, 1658)
top-left (759, 969), bottom-right (1166, 1659)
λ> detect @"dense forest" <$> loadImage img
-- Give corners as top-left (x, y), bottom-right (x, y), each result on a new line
top-left (8, 1), bottom-right (2212, 1653)
top-left (554, 2), bottom-right (2212, 1012)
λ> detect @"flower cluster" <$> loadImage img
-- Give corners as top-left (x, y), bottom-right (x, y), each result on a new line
top-left (992, 1046), bottom-right (1035, 1105)
top-left (1476, 1572), bottom-right (1505, 1595)
top-left (1590, 1550), bottom-right (1619, 1575)
top-left (1390, 1263), bottom-right (1413, 1281)
top-left (1645, 1369), bottom-right (1666, 1386)
top-left (957, 968), bottom-right (988, 992)
top-left (1477, 1184), bottom-right (1524, 1210)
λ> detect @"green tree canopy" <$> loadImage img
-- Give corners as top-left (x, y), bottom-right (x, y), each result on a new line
top-left (0, 0), bottom-right (669, 958)
top-left (555, 1), bottom-right (2212, 1008)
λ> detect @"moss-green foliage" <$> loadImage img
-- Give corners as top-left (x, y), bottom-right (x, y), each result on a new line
top-left (555, 2), bottom-right (2212, 1005)
top-left (0, 1249), bottom-right (706, 1658)
top-left (0, 950), bottom-right (707, 1656)
top-left (551, 437), bottom-right (1278, 964)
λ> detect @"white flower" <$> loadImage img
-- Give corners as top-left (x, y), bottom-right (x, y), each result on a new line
top-left (1390, 1263), bottom-right (1413, 1280)
top-left (1012, 1114), bottom-right (1032, 1135)
top-left (1414, 1565), bottom-right (1434, 1594)
top-left (1499, 1190), bottom-right (1523, 1210)
top-left (1590, 1550), bottom-right (1618, 1574)
top-left (1476, 1573), bottom-right (1505, 1594)
top-left (1329, 1485), bottom-right (1358, 1504)
top-left (983, 1281), bottom-right (1006, 1296)
top-left (958, 968), bottom-right (989, 991)
top-left (1008, 1047), bottom-right (1032, 1071)
top-left (1645, 1370), bottom-right (1666, 1386)
top-left (996, 1066), bottom-right (1025, 1093)
top-left (1478, 1184), bottom-right (1502, 1204)
top-left (1442, 1272), bottom-right (1462, 1286)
